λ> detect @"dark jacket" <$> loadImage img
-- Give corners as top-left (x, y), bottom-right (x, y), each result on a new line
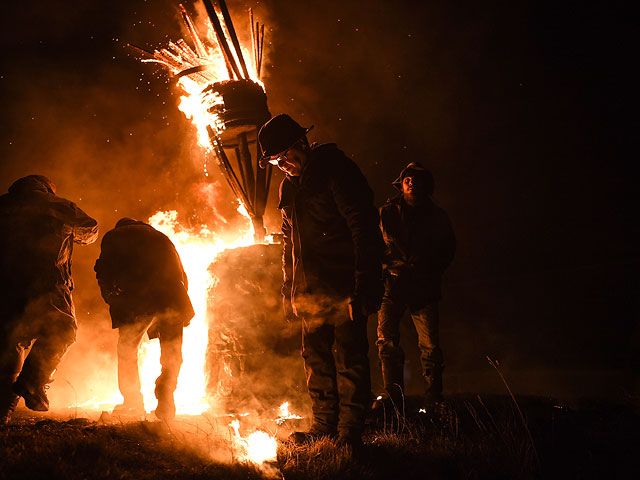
top-left (278, 143), bottom-right (383, 309)
top-left (379, 194), bottom-right (455, 303)
top-left (0, 175), bottom-right (98, 317)
top-left (94, 220), bottom-right (194, 328)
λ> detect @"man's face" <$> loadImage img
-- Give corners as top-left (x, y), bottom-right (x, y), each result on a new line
top-left (401, 174), bottom-right (423, 198)
top-left (269, 143), bottom-right (307, 176)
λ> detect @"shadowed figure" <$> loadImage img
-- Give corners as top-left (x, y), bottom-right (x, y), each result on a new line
top-left (94, 218), bottom-right (194, 420)
top-left (374, 162), bottom-right (455, 414)
top-left (0, 175), bottom-right (98, 424)
top-left (259, 114), bottom-right (384, 449)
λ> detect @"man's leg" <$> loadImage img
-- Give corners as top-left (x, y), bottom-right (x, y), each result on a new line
top-left (154, 318), bottom-right (183, 420)
top-left (301, 312), bottom-right (339, 436)
top-left (116, 319), bottom-right (150, 411)
top-left (410, 302), bottom-right (444, 403)
top-left (0, 331), bottom-right (32, 423)
top-left (14, 291), bottom-right (77, 412)
top-left (334, 302), bottom-right (370, 443)
top-left (376, 289), bottom-right (407, 406)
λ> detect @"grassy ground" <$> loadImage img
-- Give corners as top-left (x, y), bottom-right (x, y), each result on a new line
top-left (2, 395), bottom-right (640, 479)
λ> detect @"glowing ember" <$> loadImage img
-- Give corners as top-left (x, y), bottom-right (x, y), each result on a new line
top-left (230, 419), bottom-right (278, 465)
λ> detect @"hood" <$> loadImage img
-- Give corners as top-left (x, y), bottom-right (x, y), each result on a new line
top-left (8, 175), bottom-right (56, 195)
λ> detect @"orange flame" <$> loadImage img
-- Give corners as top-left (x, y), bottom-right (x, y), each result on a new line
top-left (143, 6), bottom-right (262, 151)
top-left (230, 419), bottom-right (278, 465)
top-left (136, 207), bottom-right (254, 415)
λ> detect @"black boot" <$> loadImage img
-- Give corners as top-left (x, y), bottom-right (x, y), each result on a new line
top-left (12, 379), bottom-right (49, 412)
top-left (288, 424), bottom-right (337, 444)
top-left (423, 364), bottom-right (444, 405)
top-left (372, 360), bottom-right (405, 415)
top-left (0, 394), bottom-right (19, 425)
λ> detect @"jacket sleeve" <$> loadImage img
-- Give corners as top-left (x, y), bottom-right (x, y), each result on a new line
top-left (281, 207), bottom-right (294, 301)
top-left (48, 196), bottom-right (98, 245)
top-left (329, 157), bottom-right (383, 291)
top-left (94, 234), bottom-right (120, 304)
top-left (177, 251), bottom-right (189, 291)
top-left (71, 205), bottom-right (98, 245)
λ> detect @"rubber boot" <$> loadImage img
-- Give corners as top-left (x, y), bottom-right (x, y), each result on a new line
top-left (154, 383), bottom-right (176, 421)
top-left (112, 394), bottom-right (146, 416)
top-left (12, 378), bottom-right (49, 412)
top-left (372, 360), bottom-right (405, 415)
top-left (0, 390), bottom-right (19, 425)
top-left (289, 424), bottom-right (337, 444)
top-left (423, 363), bottom-right (443, 404)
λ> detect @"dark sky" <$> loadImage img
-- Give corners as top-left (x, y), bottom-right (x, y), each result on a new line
top-left (0, 0), bottom-right (636, 398)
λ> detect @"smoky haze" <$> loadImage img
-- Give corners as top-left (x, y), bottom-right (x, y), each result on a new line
top-left (0, 0), bottom-right (636, 410)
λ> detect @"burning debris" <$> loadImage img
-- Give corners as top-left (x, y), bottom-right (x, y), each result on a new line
top-left (133, 0), bottom-right (272, 240)
top-left (206, 244), bottom-right (304, 412)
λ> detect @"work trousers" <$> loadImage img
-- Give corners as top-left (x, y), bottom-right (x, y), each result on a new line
top-left (377, 283), bottom-right (443, 398)
top-left (0, 288), bottom-right (77, 410)
top-left (297, 294), bottom-right (370, 437)
top-left (117, 315), bottom-right (183, 411)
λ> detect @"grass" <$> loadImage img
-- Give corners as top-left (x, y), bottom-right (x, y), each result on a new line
top-left (2, 395), bottom-right (640, 479)
top-left (0, 415), bottom-right (265, 479)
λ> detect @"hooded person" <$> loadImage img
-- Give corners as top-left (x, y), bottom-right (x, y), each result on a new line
top-left (0, 175), bottom-right (98, 424)
top-left (259, 114), bottom-right (384, 450)
top-left (373, 162), bottom-right (455, 414)
top-left (94, 218), bottom-right (194, 420)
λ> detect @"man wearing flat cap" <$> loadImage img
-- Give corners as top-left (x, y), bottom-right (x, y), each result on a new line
top-left (259, 114), bottom-right (384, 449)
top-left (374, 162), bottom-right (455, 414)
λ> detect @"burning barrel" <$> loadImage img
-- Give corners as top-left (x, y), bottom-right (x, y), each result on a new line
top-left (205, 243), bottom-right (304, 410)
top-left (135, 0), bottom-right (273, 242)
top-left (204, 79), bottom-right (272, 242)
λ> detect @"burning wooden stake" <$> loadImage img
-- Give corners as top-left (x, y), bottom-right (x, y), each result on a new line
top-left (134, 1), bottom-right (273, 241)
top-left (203, 0), bottom-right (242, 80)
top-left (179, 3), bottom-right (207, 59)
top-left (217, 0), bottom-right (250, 80)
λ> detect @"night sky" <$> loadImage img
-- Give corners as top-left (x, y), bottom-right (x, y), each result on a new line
top-left (0, 0), bottom-right (636, 399)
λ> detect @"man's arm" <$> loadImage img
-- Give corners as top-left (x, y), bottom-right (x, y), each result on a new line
top-left (281, 207), bottom-right (295, 320)
top-left (329, 156), bottom-right (384, 314)
top-left (71, 204), bottom-right (98, 245)
top-left (94, 234), bottom-right (122, 304)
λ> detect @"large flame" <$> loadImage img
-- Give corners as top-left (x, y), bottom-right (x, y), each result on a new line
top-left (143, 5), bottom-right (262, 152)
top-left (138, 205), bottom-right (254, 415)
top-left (96, 1), bottom-right (269, 422)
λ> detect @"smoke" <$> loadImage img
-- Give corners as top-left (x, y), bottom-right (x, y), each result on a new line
top-left (1, 0), bottom-right (635, 412)
top-left (0, 0), bottom-right (275, 413)
top-left (206, 244), bottom-right (310, 423)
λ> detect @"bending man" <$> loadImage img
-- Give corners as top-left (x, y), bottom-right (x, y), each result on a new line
top-left (94, 218), bottom-right (194, 420)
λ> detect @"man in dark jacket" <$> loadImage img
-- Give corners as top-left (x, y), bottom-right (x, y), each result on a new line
top-left (0, 175), bottom-right (98, 424)
top-left (374, 162), bottom-right (455, 412)
top-left (94, 218), bottom-right (194, 420)
top-left (259, 114), bottom-right (384, 448)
